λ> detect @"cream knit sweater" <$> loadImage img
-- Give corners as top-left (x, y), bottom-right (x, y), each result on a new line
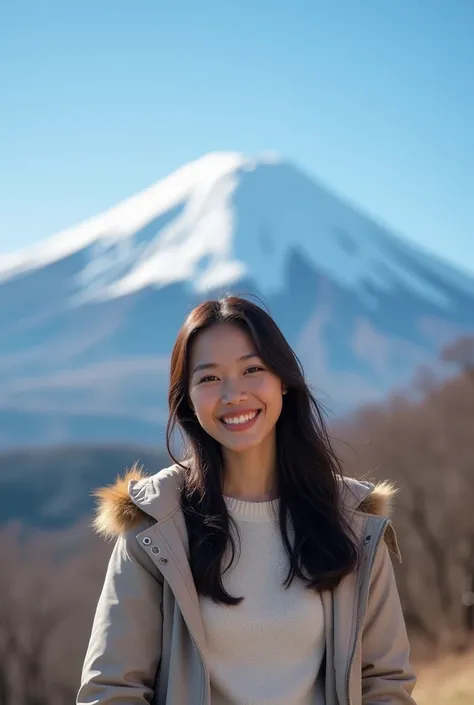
top-left (199, 496), bottom-right (326, 705)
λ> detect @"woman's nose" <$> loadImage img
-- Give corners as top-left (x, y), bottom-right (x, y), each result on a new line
top-left (221, 379), bottom-right (246, 404)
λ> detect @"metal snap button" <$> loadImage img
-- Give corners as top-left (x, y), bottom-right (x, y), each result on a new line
top-left (158, 557), bottom-right (168, 565)
top-left (151, 546), bottom-right (160, 555)
top-left (364, 535), bottom-right (371, 543)
top-left (142, 536), bottom-right (152, 546)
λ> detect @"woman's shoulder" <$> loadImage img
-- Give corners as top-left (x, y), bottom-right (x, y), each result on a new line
top-left (339, 475), bottom-right (402, 562)
top-left (92, 462), bottom-right (186, 540)
top-left (338, 475), bottom-right (396, 518)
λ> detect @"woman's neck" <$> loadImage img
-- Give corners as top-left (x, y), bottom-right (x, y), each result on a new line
top-left (222, 435), bottom-right (278, 502)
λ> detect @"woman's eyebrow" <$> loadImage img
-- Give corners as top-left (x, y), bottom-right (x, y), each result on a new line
top-left (192, 353), bottom-right (259, 375)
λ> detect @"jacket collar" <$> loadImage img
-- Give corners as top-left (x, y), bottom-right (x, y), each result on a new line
top-left (92, 462), bottom-right (396, 540)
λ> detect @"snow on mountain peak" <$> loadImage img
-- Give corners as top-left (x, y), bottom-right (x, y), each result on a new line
top-left (1, 151), bottom-right (473, 310)
top-left (0, 152), bottom-right (245, 278)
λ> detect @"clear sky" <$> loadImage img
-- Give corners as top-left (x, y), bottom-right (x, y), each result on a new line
top-left (1, 0), bottom-right (473, 274)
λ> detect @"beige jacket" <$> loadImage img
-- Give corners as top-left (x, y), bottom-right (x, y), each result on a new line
top-left (77, 464), bottom-right (417, 705)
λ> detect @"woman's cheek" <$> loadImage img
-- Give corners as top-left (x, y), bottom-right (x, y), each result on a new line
top-left (195, 389), bottom-right (217, 424)
top-left (255, 375), bottom-right (277, 398)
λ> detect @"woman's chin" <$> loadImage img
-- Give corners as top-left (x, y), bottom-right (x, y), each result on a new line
top-left (218, 432), bottom-right (264, 454)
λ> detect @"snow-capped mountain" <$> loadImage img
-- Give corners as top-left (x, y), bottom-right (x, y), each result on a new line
top-left (1, 152), bottom-right (473, 448)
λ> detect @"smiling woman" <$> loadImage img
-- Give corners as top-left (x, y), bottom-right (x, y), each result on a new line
top-left (78, 295), bottom-right (417, 705)
top-left (166, 297), bottom-right (358, 602)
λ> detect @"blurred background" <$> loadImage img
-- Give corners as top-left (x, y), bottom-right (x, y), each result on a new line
top-left (1, 1), bottom-right (473, 703)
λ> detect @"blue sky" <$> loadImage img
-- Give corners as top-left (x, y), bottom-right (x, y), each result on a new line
top-left (1, 0), bottom-right (473, 274)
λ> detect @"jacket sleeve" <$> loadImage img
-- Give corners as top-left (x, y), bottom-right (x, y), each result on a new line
top-left (77, 529), bottom-right (163, 704)
top-left (361, 540), bottom-right (417, 704)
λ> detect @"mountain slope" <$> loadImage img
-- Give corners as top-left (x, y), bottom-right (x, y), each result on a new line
top-left (1, 152), bottom-right (473, 447)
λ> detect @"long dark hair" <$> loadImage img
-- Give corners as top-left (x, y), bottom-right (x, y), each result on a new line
top-left (167, 295), bottom-right (359, 604)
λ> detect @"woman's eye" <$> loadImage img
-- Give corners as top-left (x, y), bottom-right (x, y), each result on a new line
top-left (245, 366), bottom-right (264, 374)
top-left (198, 375), bottom-right (219, 384)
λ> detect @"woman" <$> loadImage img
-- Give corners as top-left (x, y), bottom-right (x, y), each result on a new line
top-left (77, 295), bottom-right (417, 705)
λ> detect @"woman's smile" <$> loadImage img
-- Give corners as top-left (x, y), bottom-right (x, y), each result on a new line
top-left (219, 409), bottom-right (262, 432)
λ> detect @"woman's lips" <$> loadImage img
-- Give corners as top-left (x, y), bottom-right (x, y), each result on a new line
top-left (219, 409), bottom-right (261, 432)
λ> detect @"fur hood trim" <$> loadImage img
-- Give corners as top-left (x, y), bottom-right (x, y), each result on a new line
top-left (352, 479), bottom-right (396, 517)
top-left (92, 464), bottom-right (397, 542)
top-left (92, 464), bottom-right (147, 538)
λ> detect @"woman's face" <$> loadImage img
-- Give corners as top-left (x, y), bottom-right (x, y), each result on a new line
top-left (188, 323), bottom-right (284, 454)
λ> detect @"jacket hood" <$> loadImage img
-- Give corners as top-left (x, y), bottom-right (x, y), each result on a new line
top-left (92, 462), bottom-right (397, 540)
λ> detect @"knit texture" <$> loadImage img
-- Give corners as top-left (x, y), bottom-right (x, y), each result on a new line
top-left (199, 496), bottom-right (326, 705)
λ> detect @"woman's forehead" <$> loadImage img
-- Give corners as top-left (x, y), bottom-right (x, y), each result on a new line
top-left (190, 324), bottom-right (257, 365)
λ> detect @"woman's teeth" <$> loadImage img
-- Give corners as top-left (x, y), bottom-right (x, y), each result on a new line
top-left (222, 411), bottom-right (259, 425)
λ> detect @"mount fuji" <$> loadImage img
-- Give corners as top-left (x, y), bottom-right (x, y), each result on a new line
top-left (1, 152), bottom-right (473, 448)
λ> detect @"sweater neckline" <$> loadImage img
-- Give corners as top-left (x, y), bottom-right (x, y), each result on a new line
top-left (223, 495), bottom-right (280, 522)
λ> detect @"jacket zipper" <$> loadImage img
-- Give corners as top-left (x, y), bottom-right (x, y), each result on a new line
top-left (138, 538), bottom-right (209, 705)
top-left (190, 634), bottom-right (207, 705)
top-left (345, 519), bottom-right (388, 705)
